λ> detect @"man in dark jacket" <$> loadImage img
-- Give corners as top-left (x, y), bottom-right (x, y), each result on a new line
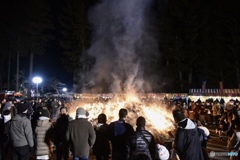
top-left (126, 116), bottom-right (156, 160)
top-left (55, 107), bottom-right (73, 160)
top-left (66, 107), bottom-right (96, 160)
top-left (92, 113), bottom-right (110, 160)
top-left (172, 109), bottom-right (204, 160)
top-left (109, 108), bottom-right (134, 160)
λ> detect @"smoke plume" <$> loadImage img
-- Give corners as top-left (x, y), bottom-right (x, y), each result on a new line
top-left (81, 0), bottom-right (158, 93)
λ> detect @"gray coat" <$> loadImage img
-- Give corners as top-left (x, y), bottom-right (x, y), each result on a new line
top-left (9, 114), bottom-right (34, 147)
top-left (66, 118), bottom-right (96, 157)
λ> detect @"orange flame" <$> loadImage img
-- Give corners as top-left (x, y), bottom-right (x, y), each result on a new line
top-left (69, 93), bottom-right (175, 142)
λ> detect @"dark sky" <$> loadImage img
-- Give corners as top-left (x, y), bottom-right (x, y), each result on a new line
top-left (1, 0), bottom-right (240, 92)
top-left (32, 41), bottom-right (73, 90)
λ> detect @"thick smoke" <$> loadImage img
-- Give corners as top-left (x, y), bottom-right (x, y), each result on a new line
top-left (81, 0), bottom-right (158, 93)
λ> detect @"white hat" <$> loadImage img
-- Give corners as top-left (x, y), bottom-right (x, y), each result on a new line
top-left (156, 144), bottom-right (170, 160)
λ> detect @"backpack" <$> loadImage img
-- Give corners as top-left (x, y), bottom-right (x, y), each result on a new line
top-left (113, 120), bottom-right (126, 137)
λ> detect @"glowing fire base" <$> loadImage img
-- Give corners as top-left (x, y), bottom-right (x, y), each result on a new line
top-left (69, 94), bottom-right (175, 143)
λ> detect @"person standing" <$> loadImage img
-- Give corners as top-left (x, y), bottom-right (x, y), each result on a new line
top-left (92, 113), bottom-right (110, 160)
top-left (50, 98), bottom-right (58, 121)
top-left (9, 102), bottom-right (34, 160)
top-left (0, 110), bottom-right (12, 160)
top-left (66, 107), bottom-right (96, 160)
top-left (109, 108), bottom-right (134, 160)
top-left (126, 116), bottom-right (156, 160)
top-left (227, 119), bottom-right (240, 160)
top-left (55, 107), bottom-right (73, 160)
top-left (35, 108), bottom-right (54, 160)
top-left (172, 109), bottom-right (204, 160)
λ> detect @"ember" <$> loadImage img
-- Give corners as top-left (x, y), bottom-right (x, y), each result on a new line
top-left (69, 93), bottom-right (175, 142)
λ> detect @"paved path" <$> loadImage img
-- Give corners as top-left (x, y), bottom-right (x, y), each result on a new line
top-left (206, 127), bottom-right (231, 160)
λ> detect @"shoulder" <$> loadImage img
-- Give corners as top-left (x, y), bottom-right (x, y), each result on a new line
top-left (143, 129), bottom-right (153, 135)
top-left (68, 116), bottom-right (73, 122)
top-left (109, 121), bottom-right (117, 127)
top-left (125, 122), bottom-right (133, 128)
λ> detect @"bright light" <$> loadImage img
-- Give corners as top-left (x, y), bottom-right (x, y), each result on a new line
top-left (32, 77), bottom-right (42, 84)
top-left (62, 88), bottom-right (67, 92)
top-left (32, 76), bottom-right (42, 101)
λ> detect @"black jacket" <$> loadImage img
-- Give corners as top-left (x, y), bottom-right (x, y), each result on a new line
top-left (126, 127), bottom-right (156, 160)
top-left (109, 119), bottom-right (134, 152)
top-left (174, 118), bottom-right (204, 160)
top-left (92, 123), bottom-right (110, 156)
top-left (54, 114), bottom-right (72, 145)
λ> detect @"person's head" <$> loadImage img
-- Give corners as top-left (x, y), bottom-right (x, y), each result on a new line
top-left (40, 109), bottom-right (50, 118)
top-left (172, 109), bottom-right (186, 123)
top-left (119, 108), bottom-right (128, 119)
top-left (60, 107), bottom-right (68, 115)
top-left (3, 101), bottom-right (12, 111)
top-left (156, 144), bottom-right (170, 160)
top-left (136, 116), bottom-right (146, 127)
top-left (97, 113), bottom-right (107, 124)
top-left (3, 109), bottom-right (11, 123)
top-left (76, 107), bottom-right (88, 118)
top-left (16, 102), bottom-right (29, 114)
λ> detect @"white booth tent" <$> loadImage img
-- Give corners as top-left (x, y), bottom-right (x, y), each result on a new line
top-left (188, 88), bottom-right (240, 102)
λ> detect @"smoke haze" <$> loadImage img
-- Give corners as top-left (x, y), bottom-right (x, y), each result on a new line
top-left (81, 0), bottom-right (158, 93)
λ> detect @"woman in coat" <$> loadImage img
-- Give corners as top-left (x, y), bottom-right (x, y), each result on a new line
top-left (35, 109), bottom-right (54, 160)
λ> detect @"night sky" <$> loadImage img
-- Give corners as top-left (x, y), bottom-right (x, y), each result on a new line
top-left (0, 0), bottom-right (240, 93)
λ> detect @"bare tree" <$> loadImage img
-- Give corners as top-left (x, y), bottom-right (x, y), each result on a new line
top-left (48, 77), bottom-right (65, 95)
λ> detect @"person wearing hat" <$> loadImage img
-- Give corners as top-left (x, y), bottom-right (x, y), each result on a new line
top-left (155, 144), bottom-right (170, 160)
top-left (126, 116), bottom-right (156, 160)
top-left (172, 108), bottom-right (204, 160)
top-left (66, 107), bottom-right (96, 160)
top-left (35, 108), bottom-right (54, 160)
top-left (9, 102), bottom-right (34, 160)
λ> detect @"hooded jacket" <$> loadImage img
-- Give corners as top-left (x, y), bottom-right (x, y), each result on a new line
top-left (174, 118), bottom-right (204, 160)
top-left (9, 114), bottom-right (34, 147)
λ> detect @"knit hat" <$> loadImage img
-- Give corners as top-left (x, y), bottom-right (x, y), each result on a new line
top-left (3, 102), bottom-right (12, 111)
top-left (156, 144), bottom-right (169, 160)
top-left (40, 109), bottom-right (50, 118)
top-left (16, 103), bottom-right (29, 113)
top-left (76, 107), bottom-right (87, 118)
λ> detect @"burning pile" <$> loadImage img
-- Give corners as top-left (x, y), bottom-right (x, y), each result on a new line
top-left (69, 93), bottom-right (175, 143)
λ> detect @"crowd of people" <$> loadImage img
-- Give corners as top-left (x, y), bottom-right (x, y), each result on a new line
top-left (164, 97), bottom-right (240, 160)
top-left (0, 96), bottom-right (240, 160)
